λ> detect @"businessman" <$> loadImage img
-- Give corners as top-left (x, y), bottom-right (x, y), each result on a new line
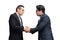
top-left (25, 5), bottom-right (54, 40)
top-left (9, 5), bottom-right (27, 40)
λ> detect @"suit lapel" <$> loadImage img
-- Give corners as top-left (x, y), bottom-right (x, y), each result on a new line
top-left (14, 13), bottom-right (20, 24)
top-left (37, 14), bottom-right (44, 26)
top-left (14, 13), bottom-right (23, 26)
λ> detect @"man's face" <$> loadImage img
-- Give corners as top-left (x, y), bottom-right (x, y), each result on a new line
top-left (17, 7), bottom-right (24, 15)
top-left (36, 10), bottom-right (43, 16)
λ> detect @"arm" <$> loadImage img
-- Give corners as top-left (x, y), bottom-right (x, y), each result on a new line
top-left (30, 17), bottom-right (50, 34)
top-left (9, 15), bottom-right (24, 31)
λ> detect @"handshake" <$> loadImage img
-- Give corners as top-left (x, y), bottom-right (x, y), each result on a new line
top-left (24, 26), bottom-right (30, 33)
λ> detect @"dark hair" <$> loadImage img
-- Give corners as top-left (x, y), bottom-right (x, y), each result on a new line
top-left (16, 5), bottom-right (24, 12)
top-left (36, 5), bottom-right (45, 13)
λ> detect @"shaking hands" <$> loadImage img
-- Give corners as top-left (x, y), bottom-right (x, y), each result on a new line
top-left (24, 26), bottom-right (30, 33)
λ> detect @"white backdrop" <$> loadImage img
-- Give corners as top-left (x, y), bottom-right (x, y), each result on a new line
top-left (0, 0), bottom-right (60, 40)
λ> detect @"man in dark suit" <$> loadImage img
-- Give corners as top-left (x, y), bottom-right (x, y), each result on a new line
top-left (9, 5), bottom-right (26, 40)
top-left (25, 5), bottom-right (54, 40)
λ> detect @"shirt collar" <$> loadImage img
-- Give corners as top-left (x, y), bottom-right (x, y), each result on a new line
top-left (16, 12), bottom-right (20, 18)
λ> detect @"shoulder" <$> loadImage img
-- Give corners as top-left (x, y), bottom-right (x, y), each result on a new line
top-left (9, 13), bottom-right (16, 19)
top-left (42, 14), bottom-right (50, 21)
top-left (44, 14), bottom-right (50, 19)
top-left (10, 13), bottom-right (16, 18)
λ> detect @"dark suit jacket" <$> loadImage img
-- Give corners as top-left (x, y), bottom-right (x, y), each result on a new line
top-left (9, 13), bottom-right (24, 40)
top-left (30, 14), bottom-right (54, 40)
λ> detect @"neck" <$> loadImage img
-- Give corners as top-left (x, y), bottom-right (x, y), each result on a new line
top-left (41, 13), bottom-right (43, 15)
top-left (16, 12), bottom-right (21, 17)
top-left (39, 13), bottom-right (43, 16)
top-left (16, 12), bottom-right (21, 16)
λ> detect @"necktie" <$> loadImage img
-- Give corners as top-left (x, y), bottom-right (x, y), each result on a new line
top-left (19, 16), bottom-right (23, 26)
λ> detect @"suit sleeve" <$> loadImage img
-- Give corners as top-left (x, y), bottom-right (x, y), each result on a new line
top-left (30, 16), bottom-right (50, 34)
top-left (9, 15), bottom-right (24, 31)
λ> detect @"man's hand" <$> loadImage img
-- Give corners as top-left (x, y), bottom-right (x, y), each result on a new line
top-left (24, 26), bottom-right (30, 33)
